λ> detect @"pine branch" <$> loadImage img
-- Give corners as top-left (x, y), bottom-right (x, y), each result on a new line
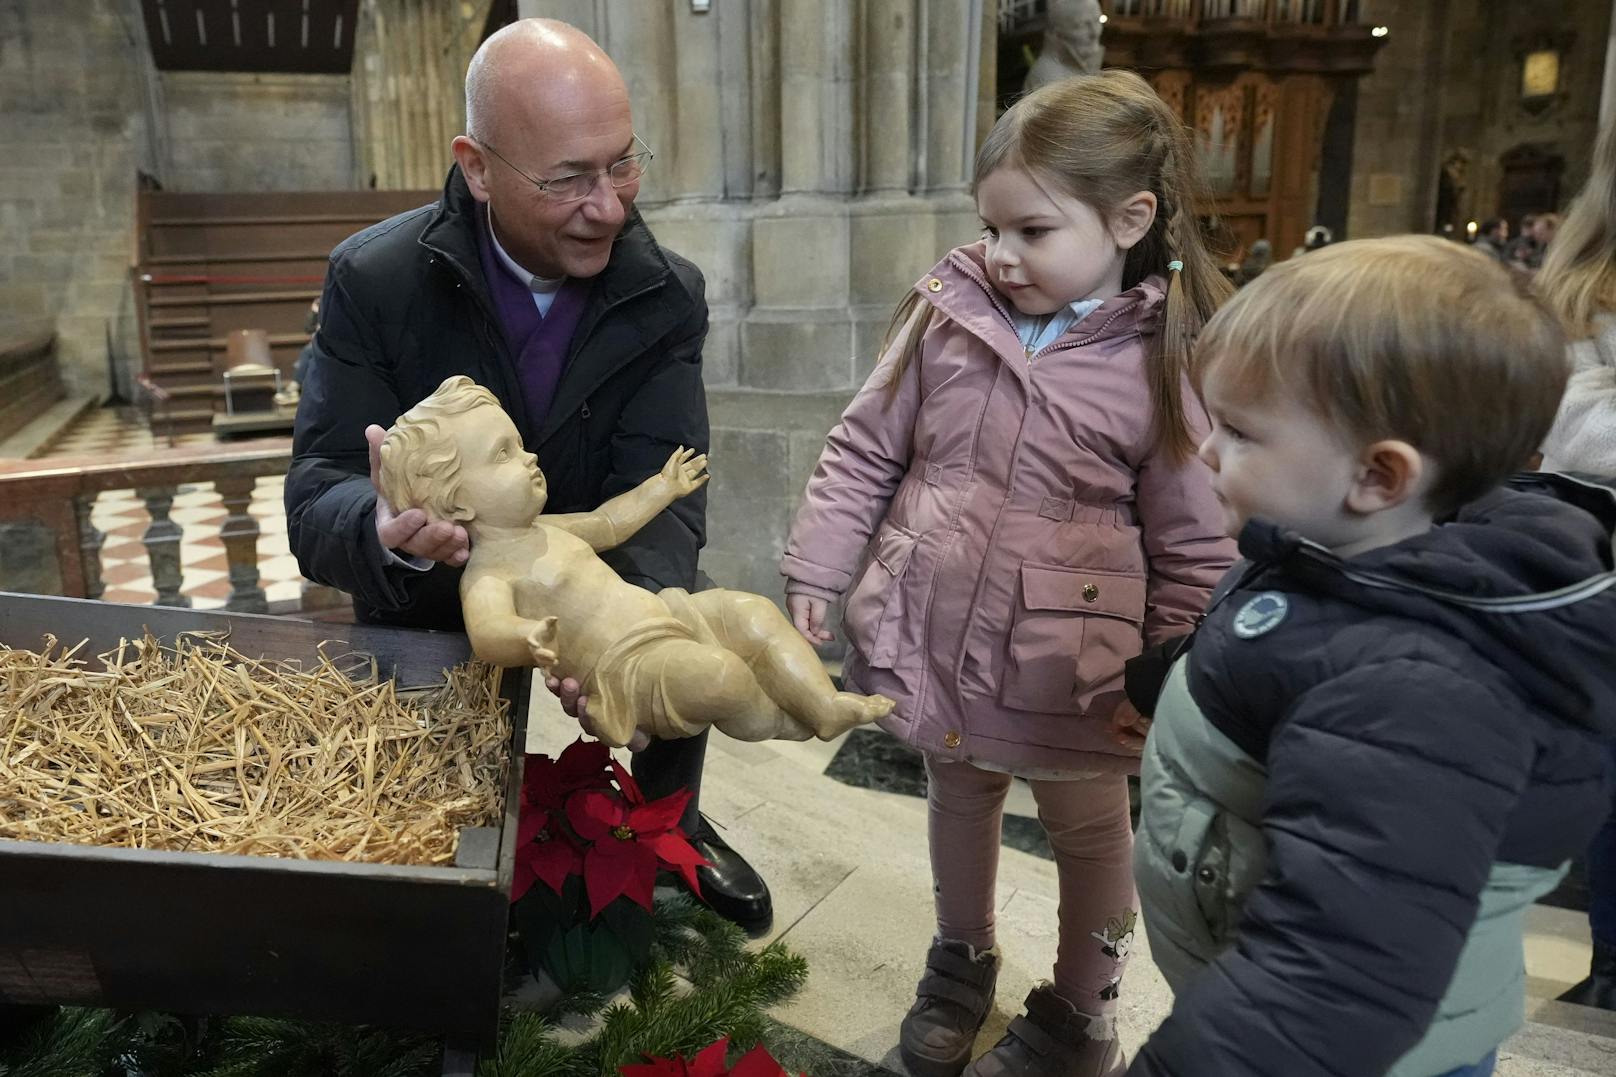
top-left (0, 900), bottom-right (810, 1077)
top-left (0, 1007), bottom-right (125, 1077)
top-left (474, 1012), bottom-right (586, 1077)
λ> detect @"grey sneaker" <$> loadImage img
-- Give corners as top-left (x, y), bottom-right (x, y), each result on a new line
top-left (962, 984), bottom-right (1124, 1077)
top-left (898, 938), bottom-right (1001, 1077)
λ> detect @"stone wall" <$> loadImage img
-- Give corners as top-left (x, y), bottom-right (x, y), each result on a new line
top-left (159, 72), bottom-right (355, 192)
top-left (0, 1), bottom-right (366, 399)
top-left (1344, 0), bottom-right (1449, 237)
top-left (0, 0), bottom-right (154, 397)
top-left (1439, 0), bottom-right (1611, 226)
top-left (1348, 0), bottom-right (1613, 238)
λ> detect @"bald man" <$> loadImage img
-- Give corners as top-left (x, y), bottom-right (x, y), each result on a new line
top-left (286, 19), bottom-right (772, 933)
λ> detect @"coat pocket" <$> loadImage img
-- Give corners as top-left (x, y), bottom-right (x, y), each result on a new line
top-left (842, 523), bottom-right (920, 668)
top-left (1000, 562), bottom-right (1145, 714)
top-left (1167, 800), bottom-right (1264, 957)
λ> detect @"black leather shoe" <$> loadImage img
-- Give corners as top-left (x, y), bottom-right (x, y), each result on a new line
top-left (685, 818), bottom-right (773, 937)
top-left (1559, 942), bottom-right (1616, 1011)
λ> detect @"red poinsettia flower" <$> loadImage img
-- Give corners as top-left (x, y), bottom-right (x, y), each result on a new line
top-left (620, 1037), bottom-right (728, 1077)
top-left (620, 1039), bottom-right (797, 1077)
top-left (522, 738), bottom-right (614, 812)
top-left (567, 786), bottom-right (707, 916)
top-left (511, 806), bottom-right (585, 903)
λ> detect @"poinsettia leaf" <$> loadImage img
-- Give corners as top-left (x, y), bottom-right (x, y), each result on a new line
top-left (522, 755), bottom-right (560, 809)
top-left (557, 738), bottom-right (614, 791)
top-left (629, 788), bottom-right (691, 835)
top-left (728, 1043), bottom-right (790, 1077)
top-left (689, 1037), bottom-right (731, 1077)
top-left (649, 832), bottom-right (709, 897)
top-left (619, 842), bottom-right (659, 911)
top-left (610, 758), bottom-right (645, 804)
top-left (584, 842), bottom-right (639, 918)
top-left (568, 789), bottom-right (627, 842)
top-left (510, 857), bottom-right (537, 904)
top-left (532, 837), bottom-right (583, 895)
top-left (517, 807), bottom-right (548, 847)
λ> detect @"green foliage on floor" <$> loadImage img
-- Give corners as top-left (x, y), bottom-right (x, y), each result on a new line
top-left (0, 896), bottom-right (807, 1077)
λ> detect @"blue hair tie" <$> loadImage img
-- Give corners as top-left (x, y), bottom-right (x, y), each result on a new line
top-left (1167, 259), bottom-right (1184, 272)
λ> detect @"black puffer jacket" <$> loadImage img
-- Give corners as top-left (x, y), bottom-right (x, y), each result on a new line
top-left (286, 167), bottom-right (709, 628)
top-left (1130, 474), bottom-right (1616, 1077)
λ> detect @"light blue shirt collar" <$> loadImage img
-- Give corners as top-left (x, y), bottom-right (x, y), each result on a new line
top-left (1011, 297), bottom-right (1106, 355)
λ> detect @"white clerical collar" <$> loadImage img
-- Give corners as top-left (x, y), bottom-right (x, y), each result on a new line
top-left (488, 211), bottom-right (564, 295)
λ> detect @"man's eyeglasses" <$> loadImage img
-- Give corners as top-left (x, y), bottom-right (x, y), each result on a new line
top-left (474, 134), bottom-right (654, 204)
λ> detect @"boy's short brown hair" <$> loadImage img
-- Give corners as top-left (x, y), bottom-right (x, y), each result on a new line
top-left (1197, 235), bottom-right (1569, 514)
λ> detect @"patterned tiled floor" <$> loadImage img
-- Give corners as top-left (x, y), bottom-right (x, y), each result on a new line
top-left (40, 408), bottom-right (305, 611)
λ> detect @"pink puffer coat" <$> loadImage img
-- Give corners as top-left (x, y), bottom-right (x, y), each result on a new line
top-left (782, 243), bottom-right (1235, 775)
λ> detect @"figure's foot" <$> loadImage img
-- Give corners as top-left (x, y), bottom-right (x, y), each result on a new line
top-left (819, 691), bottom-right (895, 739)
top-left (682, 817), bottom-right (773, 938)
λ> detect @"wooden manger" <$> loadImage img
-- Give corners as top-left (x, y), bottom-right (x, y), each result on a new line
top-left (0, 592), bottom-right (529, 1067)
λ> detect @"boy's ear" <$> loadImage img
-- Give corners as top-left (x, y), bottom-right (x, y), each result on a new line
top-left (1111, 191), bottom-right (1159, 252)
top-left (1345, 439), bottom-right (1427, 515)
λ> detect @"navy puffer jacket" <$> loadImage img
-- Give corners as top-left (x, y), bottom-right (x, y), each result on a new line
top-left (1129, 474), bottom-right (1616, 1077)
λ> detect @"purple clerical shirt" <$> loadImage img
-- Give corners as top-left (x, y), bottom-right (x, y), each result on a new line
top-left (475, 206), bottom-right (589, 429)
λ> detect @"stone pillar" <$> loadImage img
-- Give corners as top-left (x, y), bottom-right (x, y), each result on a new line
top-left (862, 0), bottom-right (918, 194)
top-left (921, 0), bottom-right (985, 193)
top-left (779, 0), bottom-right (857, 195)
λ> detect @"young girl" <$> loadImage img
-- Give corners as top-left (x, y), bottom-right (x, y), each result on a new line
top-left (781, 71), bottom-right (1235, 1077)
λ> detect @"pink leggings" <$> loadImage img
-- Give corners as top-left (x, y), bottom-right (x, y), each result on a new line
top-left (926, 755), bottom-right (1137, 1012)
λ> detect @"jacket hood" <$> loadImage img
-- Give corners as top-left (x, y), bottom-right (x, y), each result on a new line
top-left (1236, 474), bottom-right (1616, 736)
top-left (921, 241), bottom-right (1167, 359)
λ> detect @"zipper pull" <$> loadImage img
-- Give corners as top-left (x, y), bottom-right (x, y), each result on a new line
top-left (580, 402), bottom-right (592, 420)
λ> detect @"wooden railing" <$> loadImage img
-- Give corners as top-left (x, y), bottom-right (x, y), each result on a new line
top-left (1106, 0), bottom-right (1364, 24)
top-left (0, 438), bottom-right (294, 614)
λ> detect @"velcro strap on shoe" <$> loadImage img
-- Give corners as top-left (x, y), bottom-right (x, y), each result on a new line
top-left (1005, 1015), bottom-right (1059, 1058)
top-left (1021, 992), bottom-right (1088, 1049)
top-left (926, 947), bottom-right (995, 987)
top-left (917, 970), bottom-right (990, 1015)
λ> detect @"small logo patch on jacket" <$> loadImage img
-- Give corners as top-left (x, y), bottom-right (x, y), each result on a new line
top-left (1233, 592), bottom-right (1289, 639)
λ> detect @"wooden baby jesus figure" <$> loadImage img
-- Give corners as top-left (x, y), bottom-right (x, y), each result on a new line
top-left (378, 376), bottom-right (894, 748)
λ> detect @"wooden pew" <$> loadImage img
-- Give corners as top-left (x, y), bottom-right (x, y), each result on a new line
top-left (132, 189), bottom-right (437, 434)
top-left (0, 328), bottom-right (64, 446)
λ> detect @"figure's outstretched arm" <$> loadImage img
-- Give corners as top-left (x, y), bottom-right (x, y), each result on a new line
top-left (548, 447), bottom-right (708, 552)
top-left (462, 573), bottom-right (560, 670)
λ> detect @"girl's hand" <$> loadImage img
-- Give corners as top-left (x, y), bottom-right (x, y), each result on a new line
top-left (787, 594), bottom-right (835, 644)
top-left (1111, 698), bottom-right (1152, 753)
top-left (660, 446), bottom-right (710, 498)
